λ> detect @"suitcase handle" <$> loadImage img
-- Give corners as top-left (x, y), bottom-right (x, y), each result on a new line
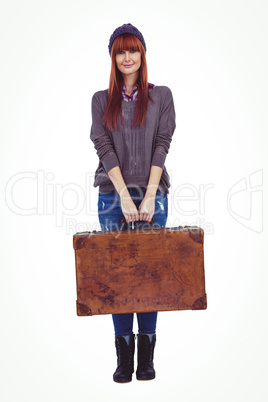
top-left (119, 217), bottom-right (154, 231)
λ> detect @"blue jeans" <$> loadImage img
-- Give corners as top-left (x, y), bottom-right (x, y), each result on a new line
top-left (98, 186), bottom-right (168, 336)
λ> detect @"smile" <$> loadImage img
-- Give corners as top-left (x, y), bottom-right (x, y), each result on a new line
top-left (123, 64), bottom-right (133, 68)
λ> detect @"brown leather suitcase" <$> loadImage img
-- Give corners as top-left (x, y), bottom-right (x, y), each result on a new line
top-left (73, 222), bottom-right (207, 316)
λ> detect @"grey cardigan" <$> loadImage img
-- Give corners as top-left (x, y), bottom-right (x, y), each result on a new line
top-left (90, 85), bottom-right (176, 194)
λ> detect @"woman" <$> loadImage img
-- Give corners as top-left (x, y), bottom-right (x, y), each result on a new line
top-left (90, 23), bottom-right (176, 383)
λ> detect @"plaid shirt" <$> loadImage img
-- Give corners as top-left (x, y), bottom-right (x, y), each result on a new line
top-left (122, 83), bottom-right (155, 102)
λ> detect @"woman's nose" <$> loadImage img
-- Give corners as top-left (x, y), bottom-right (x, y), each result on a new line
top-left (125, 52), bottom-right (130, 61)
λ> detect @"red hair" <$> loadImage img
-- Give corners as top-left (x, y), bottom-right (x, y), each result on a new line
top-left (102, 33), bottom-right (152, 131)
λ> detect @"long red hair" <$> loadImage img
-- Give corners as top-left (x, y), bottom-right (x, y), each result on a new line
top-left (102, 33), bottom-right (152, 130)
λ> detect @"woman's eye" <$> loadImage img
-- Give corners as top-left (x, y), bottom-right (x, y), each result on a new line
top-left (117, 50), bottom-right (137, 55)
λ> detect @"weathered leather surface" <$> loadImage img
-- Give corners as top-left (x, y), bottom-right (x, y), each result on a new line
top-left (73, 226), bottom-right (207, 316)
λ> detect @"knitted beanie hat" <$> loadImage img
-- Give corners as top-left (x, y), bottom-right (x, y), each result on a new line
top-left (108, 23), bottom-right (146, 55)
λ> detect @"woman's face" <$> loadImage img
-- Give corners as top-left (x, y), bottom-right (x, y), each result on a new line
top-left (115, 50), bottom-right (141, 79)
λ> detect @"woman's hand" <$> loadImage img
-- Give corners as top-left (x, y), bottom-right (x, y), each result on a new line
top-left (120, 195), bottom-right (140, 224)
top-left (138, 193), bottom-right (155, 222)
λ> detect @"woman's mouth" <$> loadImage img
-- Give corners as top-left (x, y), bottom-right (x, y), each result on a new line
top-left (123, 64), bottom-right (133, 68)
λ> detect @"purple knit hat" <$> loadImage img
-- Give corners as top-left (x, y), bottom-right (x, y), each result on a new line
top-left (108, 23), bottom-right (146, 55)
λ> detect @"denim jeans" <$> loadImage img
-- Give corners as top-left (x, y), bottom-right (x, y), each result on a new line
top-left (98, 186), bottom-right (168, 336)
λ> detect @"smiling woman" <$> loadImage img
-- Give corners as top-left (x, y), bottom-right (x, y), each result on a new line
top-left (89, 23), bottom-right (176, 384)
top-left (103, 31), bottom-right (150, 130)
top-left (115, 49), bottom-right (141, 85)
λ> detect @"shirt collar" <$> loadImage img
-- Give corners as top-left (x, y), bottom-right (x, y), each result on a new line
top-left (122, 84), bottom-right (138, 102)
top-left (121, 83), bottom-right (155, 102)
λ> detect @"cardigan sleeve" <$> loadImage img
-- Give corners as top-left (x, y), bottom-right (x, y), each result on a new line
top-left (90, 92), bottom-right (120, 174)
top-left (151, 87), bottom-right (176, 169)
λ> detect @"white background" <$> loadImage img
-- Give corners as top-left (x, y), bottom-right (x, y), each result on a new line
top-left (1, 0), bottom-right (267, 401)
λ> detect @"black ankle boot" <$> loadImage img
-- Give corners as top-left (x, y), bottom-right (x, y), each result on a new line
top-left (136, 333), bottom-right (156, 381)
top-left (113, 334), bottom-right (135, 383)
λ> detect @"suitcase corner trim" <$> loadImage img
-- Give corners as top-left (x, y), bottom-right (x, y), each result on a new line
top-left (192, 294), bottom-right (207, 310)
top-left (76, 300), bottom-right (92, 316)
